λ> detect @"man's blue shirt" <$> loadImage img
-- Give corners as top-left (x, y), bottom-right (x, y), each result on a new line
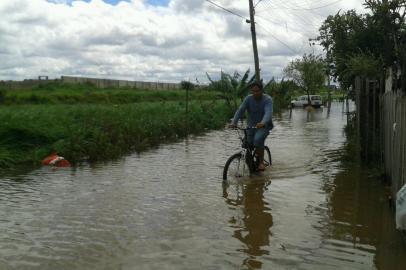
top-left (232, 94), bottom-right (273, 128)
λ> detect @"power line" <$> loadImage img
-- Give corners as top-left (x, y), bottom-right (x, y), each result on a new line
top-left (204, 0), bottom-right (248, 20)
top-left (284, 0), bottom-right (342, 10)
top-left (257, 0), bottom-right (343, 13)
top-left (254, 0), bottom-right (265, 8)
top-left (256, 22), bottom-right (299, 54)
top-left (255, 0), bottom-right (321, 26)
top-left (256, 15), bottom-right (319, 37)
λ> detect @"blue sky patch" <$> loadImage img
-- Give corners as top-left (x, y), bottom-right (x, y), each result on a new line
top-left (48, 0), bottom-right (169, 6)
top-left (146, 0), bottom-right (170, 6)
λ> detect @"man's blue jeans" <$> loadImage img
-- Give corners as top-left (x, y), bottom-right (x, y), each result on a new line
top-left (247, 127), bottom-right (270, 149)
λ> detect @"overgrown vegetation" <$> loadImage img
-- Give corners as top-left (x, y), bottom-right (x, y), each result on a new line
top-left (0, 81), bottom-right (238, 168)
top-left (2, 82), bottom-right (217, 105)
top-left (0, 101), bottom-right (231, 168)
top-left (206, 70), bottom-right (255, 112)
top-left (0, 87), bottom-right (6, 104)
top-left (264, 79), bottom-right (299, 112)
top-left (1, 72), bottom-right (303, 169)
top-left (205, 69), bottom-right (302, 113)
top-left (180, 80), bottom-right (196, 91)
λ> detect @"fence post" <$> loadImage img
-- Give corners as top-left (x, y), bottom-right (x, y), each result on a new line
top-left (355, 77), bottom-right (361, 158)
top-left (185, 80), bottom-right (190, 136)
top-left (365, 79), bottom-right (370, 162)
top-left (371, 80), bottom-right (377, 162)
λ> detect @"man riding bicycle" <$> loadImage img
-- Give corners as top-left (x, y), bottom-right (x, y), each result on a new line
top-left (229, 82), bottom-right (273, 171)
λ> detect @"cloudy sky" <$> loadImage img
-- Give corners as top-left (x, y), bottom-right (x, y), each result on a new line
top-left (0, 0), bottom-right (366, 83)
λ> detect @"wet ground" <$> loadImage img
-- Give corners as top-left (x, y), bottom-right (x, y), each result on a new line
top-left (0, 103), bottom-right (405, 269)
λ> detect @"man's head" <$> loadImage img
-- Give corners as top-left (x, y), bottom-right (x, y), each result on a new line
top-left (249, 81), bottom-right (263, 100)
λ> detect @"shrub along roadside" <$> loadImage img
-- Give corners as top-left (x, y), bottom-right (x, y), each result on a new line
top-left (0, 101), bottom-right (232, 168)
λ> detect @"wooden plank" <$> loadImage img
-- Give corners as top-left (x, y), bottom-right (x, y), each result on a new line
top-left (393, 96), bottom-right (402, 195)
top-left (365, 79), bottom-right (370, 161)
top-left (355, 77), bottom-right (362, 156)
top-left (372, 80), bottom-right (378, 161)
top-left (402, 98), bottom-right (406, 188)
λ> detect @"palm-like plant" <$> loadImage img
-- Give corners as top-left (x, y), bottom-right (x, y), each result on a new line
top-left (206, 69), bottom-right (255, 111)
top-left (264, 78), bottom-right (299, 112)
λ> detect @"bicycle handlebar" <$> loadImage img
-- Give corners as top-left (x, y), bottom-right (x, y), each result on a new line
top-left (229, 126), bottom-right (258, 130)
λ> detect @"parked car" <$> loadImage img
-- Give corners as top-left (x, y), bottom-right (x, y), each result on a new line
top-left (291, 95), bottom-right (323, 108)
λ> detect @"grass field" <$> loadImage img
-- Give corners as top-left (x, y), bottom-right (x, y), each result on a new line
top-left (1, 82), bottom-right (217, 105)
top-left (0, 83), bottom-right (232, 168)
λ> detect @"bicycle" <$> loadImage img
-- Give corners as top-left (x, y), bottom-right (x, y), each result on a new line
top-left (223, 127), bottom-right (272, 181)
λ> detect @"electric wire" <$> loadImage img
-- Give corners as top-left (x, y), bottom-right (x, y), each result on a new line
top-left (204, 0), bottom-right (248, 20)
top-left (256, 0), bottom-right (343, 13)
top-left (256, 21), bottom-right (299, 54)
top-left (256, 15), bottom-right (319, 38)
top-left (254, 0), bottom-right (265, 8)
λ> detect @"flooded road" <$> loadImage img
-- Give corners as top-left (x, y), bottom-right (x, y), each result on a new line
top-left (1, 103), bottom-right (405, 270)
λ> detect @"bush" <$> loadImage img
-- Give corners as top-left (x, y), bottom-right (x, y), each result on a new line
top-left (181, 81), bottom-right (195, 91)
top-left (0, 101), bottom-right (232, 168)
top-left (0, 88), bottom-right (6, 104)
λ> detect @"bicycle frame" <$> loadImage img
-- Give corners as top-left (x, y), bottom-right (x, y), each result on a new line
top-left (236, 127), bottom-right (259, 173)
top-left (223, 126), bottom-right (272, 181)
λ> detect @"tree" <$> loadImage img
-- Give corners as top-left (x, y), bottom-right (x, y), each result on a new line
top-left (364, 0), bottom-right (406, 91)
top-left (283, 54), bottom-right (326, 105)
top-left (180, 81), bottom-right (195, 91)
top-left (317, 10), bottom-right (376, 89)
top-left (317, 1), bottom-right (406, 91)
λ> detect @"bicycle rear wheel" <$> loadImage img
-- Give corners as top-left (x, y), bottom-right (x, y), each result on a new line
top-left (223, 153), bottom-right (250, 181)
top-left (264, 146), bottom-right (272, 168)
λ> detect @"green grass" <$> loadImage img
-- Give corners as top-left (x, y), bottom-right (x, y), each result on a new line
top-left (0, 101), bottom-right (231, 168)
top-left (1, 82), bottom-right (217, 105)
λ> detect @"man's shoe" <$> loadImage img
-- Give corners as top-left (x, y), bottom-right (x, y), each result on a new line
top-left (258, 163), bottom-right (265, 171)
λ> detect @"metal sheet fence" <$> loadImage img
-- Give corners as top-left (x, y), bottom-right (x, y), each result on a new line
top-left (0, 76), bottom-right (181, 90)
top-left (0, 79), bottom-right (59, 89)
top-left (61, 76), bottom-right (180, 90)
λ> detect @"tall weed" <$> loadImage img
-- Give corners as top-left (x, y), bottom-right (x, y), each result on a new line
top-left (0, 101), bottom-right (231, 168)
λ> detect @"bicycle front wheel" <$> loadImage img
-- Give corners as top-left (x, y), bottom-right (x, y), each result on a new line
top-left (223, 153), bottom-right (250, 181)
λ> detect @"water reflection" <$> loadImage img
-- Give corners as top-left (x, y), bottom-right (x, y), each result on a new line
top-left (223, 181), bottom-right (273, 269)
top-left (324, 163), bottom-right (406, 270)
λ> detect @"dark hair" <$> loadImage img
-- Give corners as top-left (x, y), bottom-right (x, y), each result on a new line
top-left (248, 81), bottom-right (263, 90)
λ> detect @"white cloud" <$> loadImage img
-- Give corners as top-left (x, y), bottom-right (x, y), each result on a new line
top-left (0, 0), bottom-right (366, 82)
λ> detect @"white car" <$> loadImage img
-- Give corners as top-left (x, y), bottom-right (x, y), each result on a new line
top-left (291, 95), bottom-right (323, 108)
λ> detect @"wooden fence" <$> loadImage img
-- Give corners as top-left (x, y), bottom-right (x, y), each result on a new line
top-left (382, 91), bottom-right (406, 196)
top-left (355, 76), bottom-right (406, 197)
top-left (354, 77), bottom-right (383, 163)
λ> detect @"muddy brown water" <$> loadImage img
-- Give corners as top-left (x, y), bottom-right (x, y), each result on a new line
top-left (0, 103), bottom-right (405, 270)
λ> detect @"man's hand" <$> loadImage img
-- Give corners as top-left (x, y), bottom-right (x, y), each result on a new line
top-left (256, 123), bottom-right (265, 129)
top-left (228, 123), bottom-right (237, 129)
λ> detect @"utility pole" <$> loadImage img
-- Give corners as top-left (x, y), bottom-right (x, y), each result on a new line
top-left (248, 0), bottom-right (260, 83)
top-left (327, 63), bottom-right (332, 114)
top-left (326, 39), bottom-right (332, 114)
top-left (310, 37), bottom-right (332, 112)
